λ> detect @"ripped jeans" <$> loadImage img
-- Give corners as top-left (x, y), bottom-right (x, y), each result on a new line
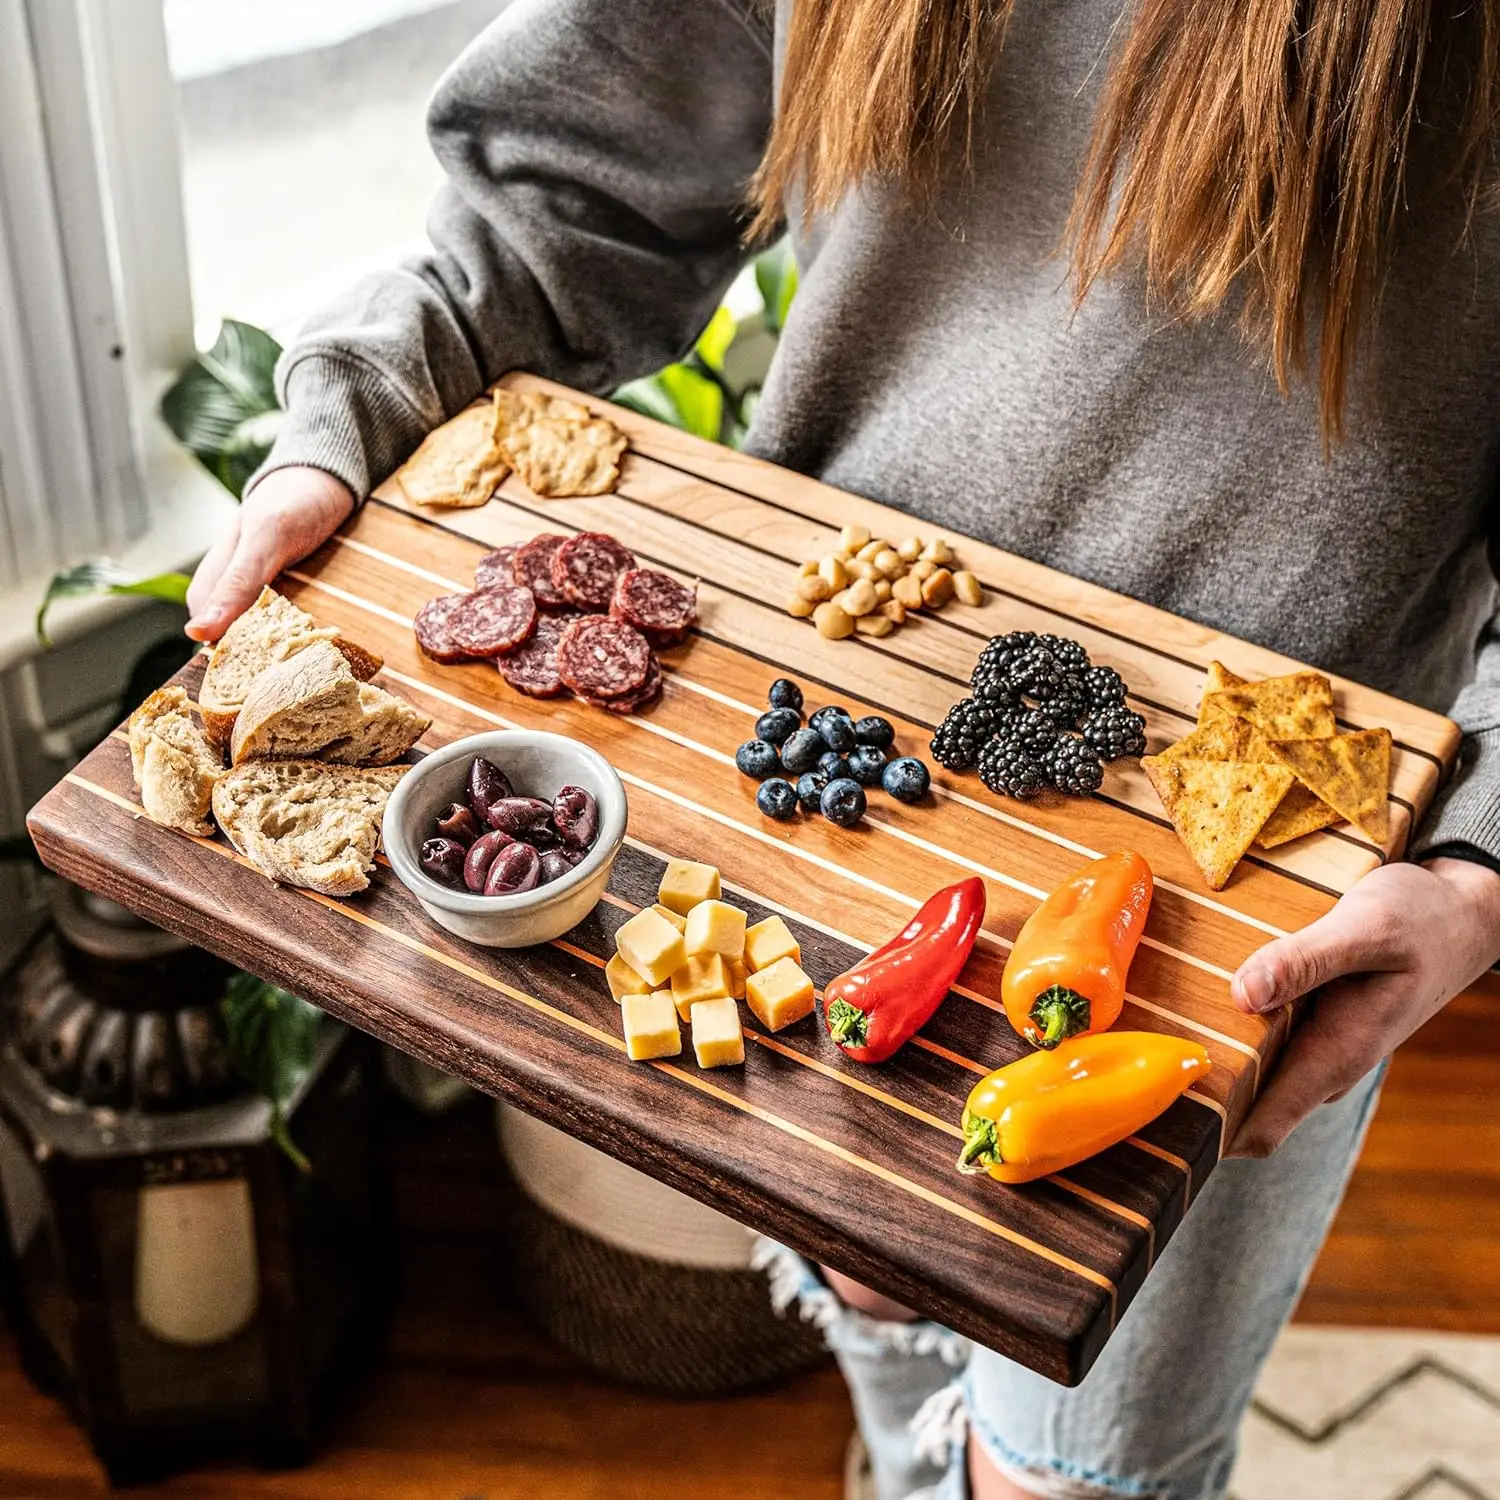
top-left (755, 1065), bottom-right (1384, 1500)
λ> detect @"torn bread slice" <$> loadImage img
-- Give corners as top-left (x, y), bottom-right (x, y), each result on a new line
top-left (229, 640), bottom-right (364, 766)
top-left (212, 760), bottom-right (406, 897)
top-left (127, 685), bottom-right (224, 836)
top-left (318, 683), bottom-right (431, 766)
top-left (199, 587), bottom-right (381, 746)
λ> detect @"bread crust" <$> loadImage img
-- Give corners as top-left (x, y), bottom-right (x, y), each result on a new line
top-left (127, 685), bottom-right (224, 836)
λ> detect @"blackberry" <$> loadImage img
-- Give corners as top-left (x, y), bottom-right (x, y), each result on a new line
top-left (1046, 735), bottom-right (1104, 797)
top-left (977, 738), bottom-right (1049, 800)
top-left (930, 698), bottom-right (1001, 770)
top-left (1082, 665), bottom-right (1128, 710)
top-left (1009, 645), bottom-right (1063, 700)
top-left (1013, 708), bottom-right (1063, 762)
top-left (1081, 704), bottom-right (1147, 761)
top-left (972, 632), bottom-right (1037, 693)
top-left (1038, 634), bottom-right (1090, 674)
top-left (969, 651), bottom-right (1022, 707)
top-left (1035, 672), bottom-right (1087, 729)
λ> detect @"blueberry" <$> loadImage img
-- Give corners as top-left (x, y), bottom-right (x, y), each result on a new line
top-left (757, 778), bottom-right (799, 820)
top-left (853, 715), bottom-right (895, 750)
top-left (882, 756), bottom-right (931, 803)
top-left (820, 776), bottom-right (867, 827)
top-left (779, 727), bottom-right (825, 775)
top-left (768, 678), bottom-right (804, 713)
top-left (795, 770), bottom-right (830, 811)
top-left (735, 739), bottom-right (781, 779)
top-left (817, 750), bottom-right (849, 778)
top-left (846, 745), bottom-right (888, 786)
top-left (755, 707), bottom-right (802, 746)
top-left (812, 708), bottom-right (856, 754)
top-left (809, 704), bottom-right (852, 734)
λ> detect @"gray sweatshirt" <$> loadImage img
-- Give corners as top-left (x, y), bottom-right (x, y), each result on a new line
top-left (255, 0), bottom-right (1500, 864)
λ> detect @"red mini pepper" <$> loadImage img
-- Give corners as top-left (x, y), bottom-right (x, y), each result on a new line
top-left (824, 878), bottom-right (986, 1063)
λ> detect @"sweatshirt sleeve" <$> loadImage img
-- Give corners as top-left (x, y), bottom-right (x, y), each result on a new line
top-left (249, 0), bottom-right (774, 499)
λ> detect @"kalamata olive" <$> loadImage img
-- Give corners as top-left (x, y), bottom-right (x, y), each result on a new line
top-left (463, 829), bottom-right (515, 892)
top-left (420, 837), bottom-right (468, 889)
top-left (434, 802), bottom-right (480, 846)
top-left (483, 841), bottom-right (540, 895)
top-left (538, 848), bottom-right (581, 885)
top-left (467, 757), bottom-right (514, 821)
top-left (484, 796), bottom-right (553, 835)
top-left (552, 785), bottom-right (599, 849)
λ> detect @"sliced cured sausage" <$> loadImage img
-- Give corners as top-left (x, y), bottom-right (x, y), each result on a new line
top-left (414, 593), bottom-right (474, 664)
top-left (474, 546), bottom-right (518, 591)
top-left (513, 534), bottom-right (570, 611)
top-left (551, 532), bottom-right (637, 611)
top-left (589, 656), bottom-right (663, 714)
top-left (496, 612), bottom-right (574, 698)
top-left (449, 586), bottom-right (538, 657)
top-left (610, 568), bottom-right (697, 645)
top-left (556, 614), bottom-right (651, 700)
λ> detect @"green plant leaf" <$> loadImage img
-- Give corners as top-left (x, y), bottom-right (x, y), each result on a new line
top-left (221, 972), bottom-right (323, 1172)
top-left (754, 240), bottom-right (799, 333)
top-left (693, 304), bottom-right (738, 373)
top-left (611, 374), bottom-right (688, 429)
top-left (35, 563), bottom-right (191, 648)
top-left (160, 319), bottom-right (284, 499)
top-left (612, 365), bottom-right (723, 441)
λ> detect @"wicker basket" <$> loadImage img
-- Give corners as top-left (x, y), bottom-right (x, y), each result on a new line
top-left (496, 1105), bottom-right (827, 1395)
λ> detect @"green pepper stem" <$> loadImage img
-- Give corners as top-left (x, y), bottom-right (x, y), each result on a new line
top-left (956, 1116), bottom-right (1000, 1175)
top-left (1029, 985), bottom-right (1091, 1050)
top-left (827, 997), bottom-right (869, 1049)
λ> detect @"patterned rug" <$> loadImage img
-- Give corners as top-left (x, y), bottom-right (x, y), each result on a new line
top-left (1231, 1327), bottom-right (1500, 1499)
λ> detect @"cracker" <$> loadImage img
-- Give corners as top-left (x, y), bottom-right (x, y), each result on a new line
top-left (1204, 671), bottom-right (1336, 741)
top-left (1268, 729), bottom-right (1392, 844)
top-left (1143, 755), bottom-right (1293, 890)
top-left (396, 403), bottom-right (508, 509)
top-left (1154, 714), bottom-right (1266, 765)
top-left (1197, 660), bottom-right (1248, 727)
top-left (1254, 782), bottom-right (1343, 848)
top-left (507, 415), bottom-right (627, 497)
top-left (492, 388), bottom-right (591, 452)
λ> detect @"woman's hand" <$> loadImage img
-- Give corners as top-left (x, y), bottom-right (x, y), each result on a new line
top-left (1228, 856), bottom-right (1500, 1157)
top-left (185, 467), bottom-right (355, 642)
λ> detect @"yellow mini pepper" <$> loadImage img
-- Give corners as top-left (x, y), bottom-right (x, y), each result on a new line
top-left (956, 1032), bottom-right (1210, 1184)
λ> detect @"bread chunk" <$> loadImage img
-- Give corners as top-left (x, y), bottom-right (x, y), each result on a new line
top-left (127, 686), bottom-right (223, 836)
top-left (229, 641), bottom-right (363, 766)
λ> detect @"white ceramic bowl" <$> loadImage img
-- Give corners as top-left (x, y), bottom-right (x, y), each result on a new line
top-left (383, 731), bottom-right (627, 948)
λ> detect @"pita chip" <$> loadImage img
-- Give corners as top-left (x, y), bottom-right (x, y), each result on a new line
top-left (1153, 714), bottom-right (1265, 766)
top-left (396, 403), bottom-right (508, 509)
top-left (1254, 781), bottom-right (1343, 848)
top-left (1268, 729), bottom-right (1392, 844)
top-left (1204, 671), bottom-right (1336, 741)
top-left (1198, 660), bottom-right (1248, 727)
top-left (1143, 755), bottom-right (1294, 890)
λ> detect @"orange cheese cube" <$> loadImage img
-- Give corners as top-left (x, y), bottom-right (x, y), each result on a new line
top-left (743, 915), bottom-right (801, 973)
top-left (657, 859), bottom-right (721, 915)
top-left (671, 953), bottom-right (731, 1021)
top-left (745, 957), bottom-right (816, 1033)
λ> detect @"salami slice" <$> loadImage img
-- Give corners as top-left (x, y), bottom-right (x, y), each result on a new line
top-left (610, 568), bottom-right (697, 644)
top-left (474, 545), bottom-right (519, 591)
top-left (556, 614), bottom-right (651, 700)
top-left (414, 593), bottom-right (475, 664)
top-left (513, 534), bottom-right (570, 611)
top-left (590, 656), bottom-right (663, 714)
top-left (496, 612), bottom-right (573, 698)
top-left (449, 586), bottom-right (538, 657)
top-left (552, 531), bottom-right (638, 611)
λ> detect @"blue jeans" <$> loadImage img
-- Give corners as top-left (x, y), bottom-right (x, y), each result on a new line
top-left (756, 1066), bottom-right (1384, 1500)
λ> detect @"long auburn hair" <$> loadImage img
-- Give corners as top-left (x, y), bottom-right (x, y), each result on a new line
top-left (748, 1), bottom-right (1500, 439)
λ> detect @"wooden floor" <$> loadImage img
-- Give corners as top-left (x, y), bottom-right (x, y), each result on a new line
top-left (1, 989), bottom-right (1495, 1498)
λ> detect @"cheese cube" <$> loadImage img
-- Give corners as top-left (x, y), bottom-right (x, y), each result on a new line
top-left (615, 908), bottom-right (688, 987)
top-left (743, 915), bottom-right (801, 974)
top-left (671, 953), bottom-right (731, 1022)
top-left (651, 903), bottom-right (688, 933)
top-left (690, 997), bottom-right (745, 1068)
top-left (684, 899), bottom-right (746, 963)
top-left (621, 991), bottom-right (682, 1061)
top-left (745, 957), bottom-right (816, 1033)
top-left (658, 859), bottom-right (721, 915)
top-left (727, 957), bottom-right (747, 1001)
top-left (606, 953), bottom-right (653, 1003)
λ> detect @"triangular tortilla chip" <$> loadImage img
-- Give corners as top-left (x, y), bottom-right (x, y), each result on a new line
top-left (1268, 729), bottom-right (1392, 844)
top-left (1254, 781), bottom-right (1343, 848)
top-left (396, 403), bottom-right (508, 508)
top-left (1144, 756), bottom-right (1293, 890)
top-left (1204, 671), bottom-right (1336, 741)
top-left (1198, 661), bottom-right (1248, 727)
top-left (1152, 714), bottom-right (1265, 765)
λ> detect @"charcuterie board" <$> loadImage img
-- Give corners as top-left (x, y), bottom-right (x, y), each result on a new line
top-left (27, 373), bottom-right (1462, 1383)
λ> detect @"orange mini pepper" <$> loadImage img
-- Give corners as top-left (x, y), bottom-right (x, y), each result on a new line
top-left (1002, 850), bottom-right (1153, 1049)
top-left (955, 1031), bottom-right (1210, 1184)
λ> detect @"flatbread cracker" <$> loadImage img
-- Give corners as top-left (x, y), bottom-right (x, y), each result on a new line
top-left (1204, 671), bottom-right (1336, 741)
top-left (1268, 729), bottom-right (1392, 844)
top-left (1254, 782), bottom-right (1343, 848)
top-left (1143, 756), bottom-right (1294, 890)
top-left (492, 388), bottom-right (592, 453)
top-left (507, 415), bottom-right (627, 497)
top-left (1198, 661), bottom-right (1248, 727)
top-left (396, 403), bottom-right (508, 509)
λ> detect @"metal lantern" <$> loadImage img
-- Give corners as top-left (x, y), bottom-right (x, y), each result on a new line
top-left (0, 884), bottom-right (392, 1484)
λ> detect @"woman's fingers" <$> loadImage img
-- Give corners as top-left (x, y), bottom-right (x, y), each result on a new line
top-left (184, 514), bottom-right (242, 637)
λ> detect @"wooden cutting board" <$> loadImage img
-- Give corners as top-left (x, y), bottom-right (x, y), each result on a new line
top-left (27, 372), bottom-right (1461, 1384)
